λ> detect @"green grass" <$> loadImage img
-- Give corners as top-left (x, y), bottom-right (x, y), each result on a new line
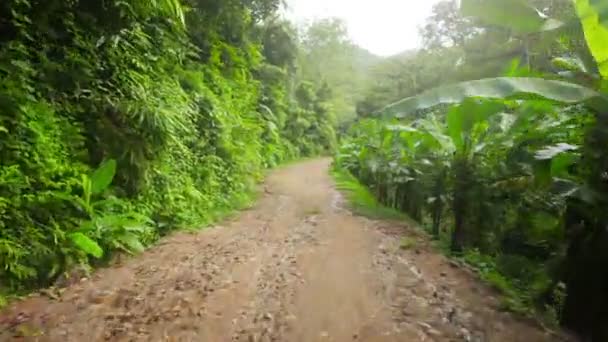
top-left (330, 166), bottom-right (409, 221)
top-left (460, 249), bottom-right (536, 316)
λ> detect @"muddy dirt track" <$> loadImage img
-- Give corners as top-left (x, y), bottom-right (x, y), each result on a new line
top-left (0, 158), bottom-right (570, 341)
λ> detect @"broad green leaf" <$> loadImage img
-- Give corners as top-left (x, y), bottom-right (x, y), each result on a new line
top-left (460, 0), bottom-right (563, 34)
top-left (447, 106), bottom-right (464, 151)
top-left (81, 174), bottom-right (93, 212)
top-left (459, 99), bottom-right (504, 131)
top-left (535, 143), bottom-right (579, 160)
top-left (68, 233), bottom-right (103, 258)
top-left (90, 159), bottom-right (117, 195)
top-left (416, 119), bottom-right (455, 151)
top-left (576, 0), bottom-right (608, 78)
top-left (380, 77), bottom-right (604, 118)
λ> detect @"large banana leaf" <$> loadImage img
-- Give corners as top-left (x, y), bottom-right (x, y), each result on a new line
top-left (460, 0), bottom-right (607, 78)
top-left (90, 159), bottom-right (117, 195)
top-left (379, 77), bottom-right (605, 118)
top-left (446, 99), bottom-right (503, 151)
top-left (577, 0), bottom-right (608, 78)
top-left (460, 0), bottom-right (563, 34)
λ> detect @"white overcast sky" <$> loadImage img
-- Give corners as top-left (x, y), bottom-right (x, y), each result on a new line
top-left (284, 0), bottom-right (443, 56)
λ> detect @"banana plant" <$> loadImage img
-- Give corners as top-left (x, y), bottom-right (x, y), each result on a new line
top-left (376, 0), bottom-right (608, 337)
top-left (379, 1), bottom-right (608, 216)
top-left (63, 159), bottom-right (117, 259)
top-left (386, 118), bottom-right (451, 236)
top-left (59, 160), bottom-right (150, 260)
top-left (385, 100), bottom-right (505, 246)
top-left (385, 123), bottom-right (441, 221)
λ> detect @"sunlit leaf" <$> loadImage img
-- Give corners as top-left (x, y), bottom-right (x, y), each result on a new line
top-left (90, 159), bottom-right (117, 195)
top-left (68, 233), bottom-right (103, 258)
top-left (576, 0), bottom-right (608, 78)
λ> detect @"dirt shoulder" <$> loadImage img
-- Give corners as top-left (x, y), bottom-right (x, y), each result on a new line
top-left (0, 158), bottom-right (569, 341)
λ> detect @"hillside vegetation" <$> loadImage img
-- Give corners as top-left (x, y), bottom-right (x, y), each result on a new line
top-left (335, 0), bottom-right (608, 339)
top-left (0, 0), bottom-right (376, 302)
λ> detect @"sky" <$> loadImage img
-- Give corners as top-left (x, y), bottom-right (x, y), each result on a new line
top-left (285, 0), bottom-right (443, 56)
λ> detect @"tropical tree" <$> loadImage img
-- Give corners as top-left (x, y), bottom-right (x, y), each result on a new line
top-left (338, 0), bottom-right (608, 338)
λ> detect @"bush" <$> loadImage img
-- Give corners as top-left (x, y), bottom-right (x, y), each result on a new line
top-left (0, 0), bottom-right (338, 297)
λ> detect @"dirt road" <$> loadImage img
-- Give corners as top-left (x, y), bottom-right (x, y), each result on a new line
top-left (0, 159), bottom-right (566, 341)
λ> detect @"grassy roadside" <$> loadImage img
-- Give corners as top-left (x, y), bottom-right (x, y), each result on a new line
top-left (0, 158), bottom-right (311, 309)
top-left (0, 187), bottom-right (260, 309)
top-left (330, 166), bottom-right (409, 221)
top-left (329, 164), bottom-right (560, 326)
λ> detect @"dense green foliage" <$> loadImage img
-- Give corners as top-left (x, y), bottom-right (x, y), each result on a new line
top-left (336, 0), bottom-right (608, 339)
top-left (0, 0), bottom-right (359, 299)
top-left (357, 0), bottom-right (592, 115)
top-left (4, 0), bottom-right (607, 339)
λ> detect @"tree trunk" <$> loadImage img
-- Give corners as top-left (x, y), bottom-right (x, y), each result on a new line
top-left (451, 159), bottom-right (470, 252)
